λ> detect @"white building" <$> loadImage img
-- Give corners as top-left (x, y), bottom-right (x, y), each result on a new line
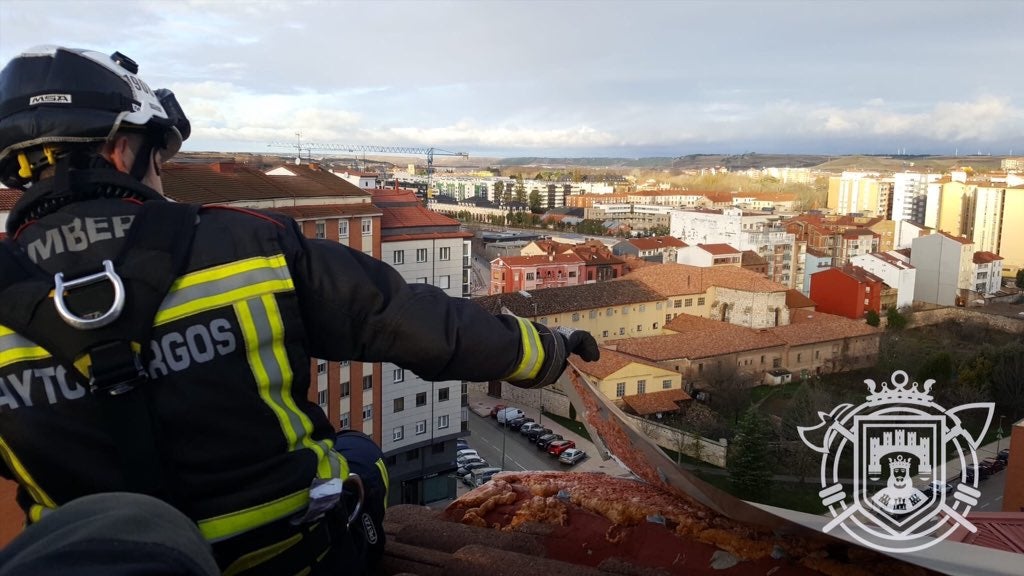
top-left (850, 252), bottom-right (917, 309)
top-left (910, 232), bottom-right (975, 306)
top-left (891, 172), bottom-right (942, 225)
top-left (971, 252), bottom-right (1004, 296)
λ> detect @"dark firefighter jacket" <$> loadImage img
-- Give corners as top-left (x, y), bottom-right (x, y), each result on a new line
top-left (0, 192), bottom-right (546, 544)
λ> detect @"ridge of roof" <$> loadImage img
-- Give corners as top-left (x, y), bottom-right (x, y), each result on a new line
top-left (473, 279), bottom-right (664, 316)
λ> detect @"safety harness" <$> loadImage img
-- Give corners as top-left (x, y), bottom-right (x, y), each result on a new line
top-left (0, 184), bottom-right (198, 503)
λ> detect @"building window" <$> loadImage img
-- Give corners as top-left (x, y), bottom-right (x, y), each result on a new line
top-left (361, 218), bottom-right (372, 235)
top-left (673, 299), bottom-right (682, 308)
top-left (362, 375), bottom-right (372, 390)
top-left (392, 250), bottom-right (405, 265)
top-left (393, 368), bottom-right (404, 383)
top-left (432, 442), bottom-right (445, 454)
top-left (416, 248), bottom-right (428, 263)
top-left (639, 304), bottom-right (646, 312)
top-left (437, 414), bottom-right (450, 429)
top-left (338, 220), bottom-right (349, 239)
top-left (622, 306), bottom-right (629, 315)
top-left (341, 381), bottom-right (350, 398)
top-left (393, 397), bottom-right (404, 413)
top-left (636, 324), bottom-right (642, 332)
top-left (602, 330), bottom-right (609, 338)
top-left (415, 420), bottom-right (426, 435)
top-left (619, 327), bottom-right (625, 335)
top-left (568, 271), bottom-right (576, 278)
top-left (589, 310), bottom-right (597, 319)
top-left (438, 275), bottom-right (450, 289)
top-left (317, 389), bottom-right (327, 406)
top-left (438, 387), bottom-right (450, 402)
top-left (362, 404), bottom-right (373, 419)
top-left (665, 314), bottom-right (672, 323)
top-left (662, 379), bottom-right (672, 390)
top-left (416, 392), bottom-right (426, 406)
top-left (572, 312), bottom-right (580, 321)
top-left (316, 360), bottom-right (327, 375)
top-left (393, 426), bottom-right (404, 441)
top-left (773, 358), bottom-right (781, 368)
top-left (797, 353), bottom-right (802, 362)
top-left (637, 379), bottom-right (646, 394)
top-left (315, 221), bottom-right (326, 239)
top-left (439, 246), bottom-right (451, 261)
top-left (697, 297), bottom-right (705, 306)
top-left (698, 363), bottom-right (703, 374)
top-left (340, 412), bottom-right (350, 430)
top-left (656, 302), bottom-right (663, 310)
top-left (616, 382), bottom-right (626, 397)
top-left (815, 350), bottom-right (820, 359)
top-left (526, 272), bottom-right (535, 280)
top-left (606, 308), bottom-right (614, 316)
top-left (406, 448), bottom-right (419, 461)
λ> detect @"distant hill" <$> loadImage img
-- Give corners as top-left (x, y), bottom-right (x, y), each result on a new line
top-left (498, 157), bottom-right (673, 168)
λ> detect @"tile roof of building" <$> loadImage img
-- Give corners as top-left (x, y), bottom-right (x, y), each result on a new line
top-left (568, 348), bottom-right (663, 380)
top-left (866, 251), bottom-right (915, 269)
top-left (0, 188), bottom-right (19, 211)
top-left (935, 230), bottom-right (973, 245)
top-left (495, 253), bottom-right (586, 267)
top-left (626, 236), bottom-right (687, 250)
top-left (770, 311), bottom-right (880, 346)
top-left (624, 263), bottom-right (789, 297)
top-left (951, 512), bottom-right (1024, 554)
top-left (697, 243), bottom-right (741, 255)
top-left (472, 279), bottom-right (665, 317)
top-left (570, 241), bottom-right (626, 266)
top-left (704, 192), bottom-right (735, 203)
top-left (162, 162), bottom-right (369, 204)
top-left (264, 204), bottom-right (382, 220)
top-left (786, 289), bottom-right (816, 309)
top-left (374, 193), bottom-right (465, 231)
top-left (974, 251), bottom-right (1004, 264)
top-left (840, 265), bottom-right (884, 285)
top-left (532, 239), bottom-right (575, 254)
top-left (620, 388), bottom-right (692, 415)
top-left (841, 228), bottom-right (878, 239)
top-left (805, 247), bottom-right (830, 258)
top-left (610, 315), bottom-right (785, 361)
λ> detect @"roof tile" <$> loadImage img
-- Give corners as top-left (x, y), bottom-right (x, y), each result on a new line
top-left (473, 280), bottom-right (664, 317)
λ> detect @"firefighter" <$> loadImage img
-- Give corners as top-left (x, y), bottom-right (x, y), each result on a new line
top-left (0, 46), bottom-right (599, 575)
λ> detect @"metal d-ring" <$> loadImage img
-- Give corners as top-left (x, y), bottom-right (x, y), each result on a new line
top-left (342, 473), bottom-right (365, 528)
top-left (53, 260), bottom-right (125, 330)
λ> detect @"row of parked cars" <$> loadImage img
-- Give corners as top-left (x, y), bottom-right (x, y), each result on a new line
top-left (490, 405), bottom-right (588, 465)
top-left (454, 438), bottom-right (502, 488)
top-left (964, 448), bottom-right (1010, 483)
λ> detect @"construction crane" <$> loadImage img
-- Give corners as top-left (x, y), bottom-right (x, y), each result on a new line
top-left (268, 133), bottom-right (469, 195)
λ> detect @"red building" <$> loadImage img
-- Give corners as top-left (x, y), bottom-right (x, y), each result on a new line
top-left (489, 252), bottom-right (585, 294)
top-left (569, 240), bottom-right (626, 283)
top-left (809, 265), bottom-right (883, 320)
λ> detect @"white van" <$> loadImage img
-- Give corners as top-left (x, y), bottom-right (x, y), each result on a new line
top-left (496, 407), bottom-right (524, 424)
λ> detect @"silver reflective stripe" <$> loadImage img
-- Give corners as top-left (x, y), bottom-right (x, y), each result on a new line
top-left (159, 265), bottom-right (289, 314)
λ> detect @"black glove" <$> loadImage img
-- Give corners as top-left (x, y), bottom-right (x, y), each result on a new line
top-left (555, 326), bottom-right (600, 362)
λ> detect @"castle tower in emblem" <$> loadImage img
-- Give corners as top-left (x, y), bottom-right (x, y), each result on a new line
top-left (867, 428), bottom-right (932, 479)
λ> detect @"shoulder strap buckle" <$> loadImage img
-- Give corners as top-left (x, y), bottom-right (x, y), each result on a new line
top-left (53, 259), bottom-right (126, 330)
top-left (86, 340), bottom-right (147, 396)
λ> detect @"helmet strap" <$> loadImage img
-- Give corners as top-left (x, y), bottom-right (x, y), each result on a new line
top-left (129, 138), bottom-right (157, 181)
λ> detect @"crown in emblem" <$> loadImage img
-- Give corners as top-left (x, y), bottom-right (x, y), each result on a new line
top-left (865, 370), bottom-right (933, 403)
top-left (888, 454), bottom-right (913, 472)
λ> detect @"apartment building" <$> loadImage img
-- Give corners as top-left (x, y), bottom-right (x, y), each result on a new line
top-left (785, 214), bottom-right (881, 267)
top-left (802, 248), bottom-right (832, 295)
top-left (850, 251), bottom-right (916, 309)
top-left (611, 236), bottom-right (687, 263)
top-left (584, 202), bottom-right (674, 232)
top-left (669, 207), bottom-right (797, 287)
top-left (372, 187), bottom-right (475, 504)
top-left (910, 231), bottom-right (975, 306)
top-left (809, 266), bottom-right (883, 320)
top-left (626, 189), bottom-right (710, 207)
top-left (677, 243), bottom-right (742, 267)
top-left (826, 172), bottom-right (889, 217)
top-left (972, 252), bottom-right (1004, 296)
top-left (891, 172), bottom-right (942, 225)
top-left (488, 253), bottom-right (586, 294)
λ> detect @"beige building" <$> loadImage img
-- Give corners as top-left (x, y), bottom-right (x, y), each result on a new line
top-left (569, 348), bottom-right (684, 400)
top-left (827, 172), bottom-right (888, 217)
top-left (1002, 186), bottom-right (1024, 278)
top-left (771, 312), bottom-right (881, 376)
top-left (472, 279), bottom-right (668, 343)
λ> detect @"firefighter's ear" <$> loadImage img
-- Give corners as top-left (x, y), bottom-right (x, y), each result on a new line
top-left (106, 135), bottom-right (134, 173)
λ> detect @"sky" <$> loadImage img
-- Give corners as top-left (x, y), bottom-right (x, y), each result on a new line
top-left (2, 0), bottom-right (1022, 159)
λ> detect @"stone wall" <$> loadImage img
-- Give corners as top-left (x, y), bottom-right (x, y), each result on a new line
top-left (908, 307), bottom-right (1024, 334)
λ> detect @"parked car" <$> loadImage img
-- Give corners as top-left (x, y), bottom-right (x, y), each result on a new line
top-left (921, 481), bottom-right (953, 497)
top-left (536, 433), bottom-right (564, 450)
top-left (982, 458), bottom-right (1005, 473)
top-left (547, 440), bottom-right (576, 456)
top-left (997, 448), bottom-right (1010, 463)
top-left (525, 427), bottom-right (552, 441)
top-left (464, 466), bottom-right (503, 487)
top-left (456, 460), bottom-right (491, 477)
top-left (508, 416), bottom-right (534, 431)
top-left (456, 439), bottom-right (470, 450)
top-left (520, 422), bottom-right (544, 437)
top-left (497, 407), bottom-right (525, 425)
top-left (456, 449), bottom-right (480, 460)
top-left (489, 404), bottom-right (507, 419)
top-left (456, 455), bottom-right (485, 468)
top-left (559, 448), bottom-right (587, 465)
top-left (965, 464), bottom-right (991, 483)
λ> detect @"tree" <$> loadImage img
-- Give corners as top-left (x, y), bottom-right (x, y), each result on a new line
top-left (1016, 269), bottom-right (1024, 290)
top-left (865, 309), bottom-right (880, 327)
top-left (885, 306), bottom-right (908, 330)
top-left (706, 363), bottom-right (754, 425)
top-left (513, 178), bottom-right (527, 205)
top-left (493, 181), bottom-right (505, 204)
top-left (728, 407), bottom-right (774, 501)
top-left (918, 351), bottom-right (954, 382)
top-left (528, 190), bottom-right (542, 213)
top-left (990, 343), bottom-right (1024, 421)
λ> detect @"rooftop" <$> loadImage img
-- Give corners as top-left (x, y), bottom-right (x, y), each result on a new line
top-left (697, 243), bottom-right (741, 255)
top-left (610, 315), bottom-right (785, 361)
top-left (264, 203), bottom-right (382, 220)
top-left (770, 310), bottom-right (880, 346)
top-left (785, 289), bottom-right (816, 309)
top-left (740, 250), bottom-right (767, 267)
top-left (568, 347), bottom-right (665, 380)
top-left (974, 251), bottom-right (1004, 264)
top-left (624, 263), bottom-right (789, 297)
top-left (473, 279), bottom-right (665, 317)
top-left (162, 162), bottom-right (369, 204)
top-left (494, 253), bottom-right (586, 266)
top-left (620, 388), bottom-right (692, 415)
top-left (626, 236), bottom-right (687, 250)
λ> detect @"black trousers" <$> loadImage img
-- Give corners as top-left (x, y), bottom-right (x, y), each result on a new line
top-left (0, 492), bottom-right (220, 576)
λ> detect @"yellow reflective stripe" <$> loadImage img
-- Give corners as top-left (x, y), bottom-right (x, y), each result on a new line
top-left (175, 254), bottom-right (289, 291)
top-left (375, 458), bottom-right (390, 509)
top-left (156, 279), bottom-right (293, 326)
top-left (0, 325), bottom-right (51, 369)
top-left (222, 532), bottom-right (304, 576)
top-left (28, 503), bottom-right (54, 523)
top-left (198, 488), bottom-right (310, 542)
top-left (236, 299), bottom-right (299, 450)
top-left (0, 435), bottom-right (56, 508)
top-left (505, 317), bottom-right (544, 381)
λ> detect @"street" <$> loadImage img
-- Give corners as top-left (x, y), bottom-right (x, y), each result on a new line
top-left (461, 411), bottom-right (563, 473)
